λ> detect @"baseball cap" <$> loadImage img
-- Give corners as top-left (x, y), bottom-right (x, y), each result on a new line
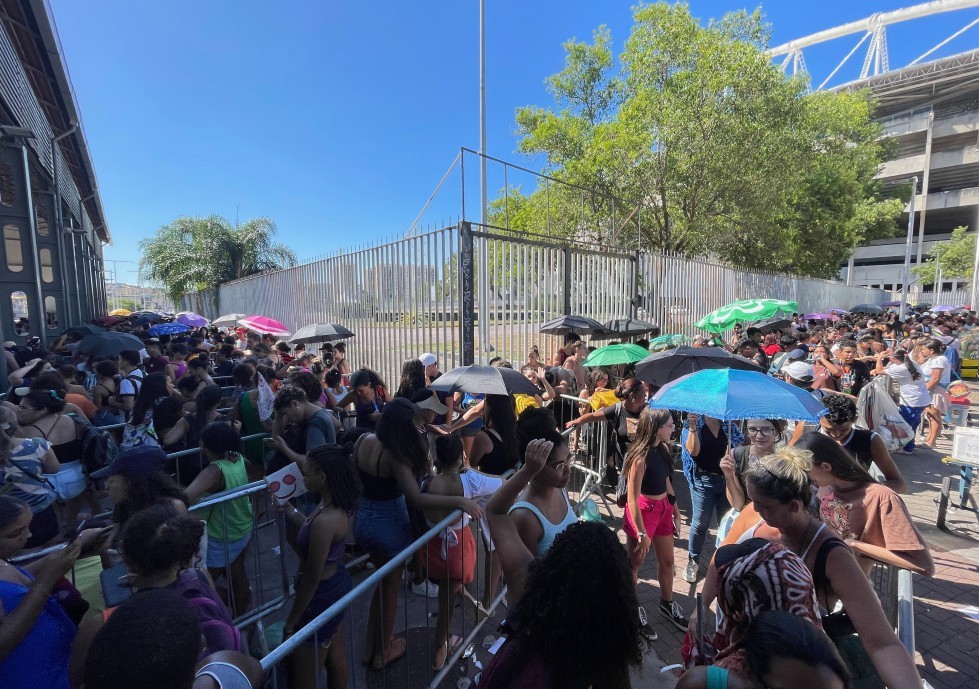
top-left (3, 341), bottom-right (15, 349)
top-left (413, 390), bottom-right (448, 415)
top-left (783, 360), bottom-right (814, 382)
top-left (90, 446), bottom-right (167, 480)
top-left (786, 349), bottom-right (807, 361)
top-left (419, 352), bottom-right (437, 367)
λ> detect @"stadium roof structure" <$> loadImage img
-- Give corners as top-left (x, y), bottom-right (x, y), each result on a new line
top-left (0, 0), bottom-right (110, 243)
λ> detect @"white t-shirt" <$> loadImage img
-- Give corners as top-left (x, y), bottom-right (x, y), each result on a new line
top-left (884, 363), bottom-right (931, 408)
top-left (118, 368), bottom-right (145, 396)
top-left (920, 355), bottom-right (951, 387)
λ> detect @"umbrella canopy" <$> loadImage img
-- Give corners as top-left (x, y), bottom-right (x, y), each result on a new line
top-left (149, 322), bottom-right (190, 336)
top-left (755, 318), bottom-right (791, 334)
top-left (880, 300), bottom-right (908, 308)
top-left (602, 318), bottom-right (659, 337)
top-left (539, 315), bottom-right (608, 336)
top-left (289, 324), bottom-right (356, 344)
top-left (583, 343), bottom-right (650, 368)
top-left (66, 324), bottom-right (105, 337)
top-left (803, 313), bottom-right (839, 321)
top-left (634, 345), bottom-right (763, 388)
top-left (826, 308), bottom-right (849, 315)
top-left (93, 316), bottom-right (122, 326)
top-left (850, 304), bottom-right (884, 315)
top-left (211, 313), bottom-right (248, 327)
top-left (648, 369), bottom-right (827, 422)
top-left (428, 365), bottom-right (541, 396)
top-left (238, 315), bottom-right (290, 337)
top-left (76, 331), bottom-right (146, 358)
top-left (694, 299), bottom-right (798, 333)
top-left (648, 334), bottom-right (689, 351)
top-left (176, 312), bottom-right (209, 328)
top-left (132, 312), bottom-right (163, 323)
top-left (108, 308), bottom-right (132, 317)
top-left (932, 305), bottom-right (959, 312)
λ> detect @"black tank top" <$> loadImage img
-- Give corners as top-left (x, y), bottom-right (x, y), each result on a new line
top-left (477, 429), bottom-right (515, 475)
top-left (640, 445), bottom-right (673, 495)
top-left (694, 423), bottom-right (728, 474)
top-left (357, 439), bottom-right (403, 501)
top-left (842, 429), bottom-right (875, 471)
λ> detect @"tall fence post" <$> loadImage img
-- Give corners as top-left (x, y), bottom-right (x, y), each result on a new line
top-left (459, 221), bottom-right (475, 365)
top-left (563, 246), bottom-right (572, 316)
top-left (632, 250), bottom-right (641, 318)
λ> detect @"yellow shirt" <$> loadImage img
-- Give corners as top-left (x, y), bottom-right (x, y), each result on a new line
top-left (589, 389), bottom-right (620, 411)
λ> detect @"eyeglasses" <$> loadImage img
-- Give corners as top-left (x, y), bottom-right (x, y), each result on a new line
top-left (747, 427), bottom-right (776, 436)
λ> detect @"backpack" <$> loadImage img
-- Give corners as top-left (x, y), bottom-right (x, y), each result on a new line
top-left (68, 414), bottom-right (118, 474)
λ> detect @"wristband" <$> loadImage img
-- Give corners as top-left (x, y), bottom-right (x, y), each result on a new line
top-left (637, 532), bottom-right (647, 539)
top-left (667, 494), bottom-right (677, 505)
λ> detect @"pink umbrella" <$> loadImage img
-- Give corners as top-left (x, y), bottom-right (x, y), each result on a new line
top-left (804, 313), bottom-right (840, 321)
top-left (238, 315), bottom-right (290, 337)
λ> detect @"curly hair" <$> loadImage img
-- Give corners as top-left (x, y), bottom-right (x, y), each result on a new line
top-left (273, 385), bottom-right (307, 412)
top-left (507, 522), bottom-right (643, 687)
top-left (112, 472), bottom-right (189, 531)
top-left (24, 373), bottom-right (68, 414)
top-left (822, 394), bottom-right (857, 425)
top-left (121, 502), bottom-right (204, 576)
top-left (613, 377), bottom-right (643, 400)
top-left (306, 444), bottom-right (362, 512)
top-left (290, 370), bottom-right (323, 403)
top-left (516, 406), bottom-right (566, 459)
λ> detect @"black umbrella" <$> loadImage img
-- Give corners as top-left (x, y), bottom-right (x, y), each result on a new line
top-left (850, 304), bottom-right (884, 315)
top-left (602, 318), bottom-right (659, 337)
top-left (428, 365), bottom-right (541, 396)
top-left (755, 318), bottom-right (791, 334)
top-left (133, 312), bottom-right (163, 323)
top-left (66, 324), bottom-right (105, 337)
top-left (539, 315), bottom-right (608, 336)
top-left (288, 324), bottom-right (355, 344)
top-left (76, 331), bottom-right (146, 358)
top-left (634, 345), bottom-right (763, 388)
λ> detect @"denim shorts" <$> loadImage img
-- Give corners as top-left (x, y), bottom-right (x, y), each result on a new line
top-left (207, 532), bottom-right (251, 569)
top-left (354, 496), bottom-right (412, 559)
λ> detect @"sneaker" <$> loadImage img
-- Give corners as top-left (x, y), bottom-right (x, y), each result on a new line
top-left (896, 447), bottom-right (915, 455)
top-left (683, 559), bottom-right (699, 583)
top-left (638, 606), bottom-right (657, 640)
top-left (412, 580), bottom-right (439, 598)
top-left (659, 600), bottom-right (689, 630)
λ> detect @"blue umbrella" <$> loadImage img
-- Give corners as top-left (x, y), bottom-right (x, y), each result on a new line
top-left (648, 369), bottom-right (827, 422)
top-left (149, 322), bottom-right (190, 336)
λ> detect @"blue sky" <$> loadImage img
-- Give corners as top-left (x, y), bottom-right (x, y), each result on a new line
top-left (48, 1), bottom-right (978, 282)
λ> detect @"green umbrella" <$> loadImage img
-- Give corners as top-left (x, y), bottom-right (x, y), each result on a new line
top-left (583, 343), bottom-right (651, 367)
top-left (695, 299), bottom-right (798, 333)
top-left (649, 334), bottom-right (690, 351)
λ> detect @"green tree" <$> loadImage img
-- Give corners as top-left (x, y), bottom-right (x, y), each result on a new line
top-left (502, 2), bottom-right (901, 278)
top-left (912, 227), bottom-right (975, 285)
top-left (138, 215), bottom-right (297, 304)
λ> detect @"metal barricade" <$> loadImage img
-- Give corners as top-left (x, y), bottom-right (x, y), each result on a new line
top-left (259, 494), bottom-right (509, 688)
top-left (559, 393), bottom-right (616, 522)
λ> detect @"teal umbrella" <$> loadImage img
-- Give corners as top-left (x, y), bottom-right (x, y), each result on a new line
top-left (649, 334), bottom-right (689, 351)
top-left (583, 343), bottom-right (650, 367)
top-left (695, 299), bottom-right (798, 333)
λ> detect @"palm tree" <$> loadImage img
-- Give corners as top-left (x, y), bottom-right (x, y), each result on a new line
top-left (138, 215), bottom-right (297, 305)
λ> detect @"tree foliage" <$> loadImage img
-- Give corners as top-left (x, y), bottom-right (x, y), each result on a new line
top-left (499, 2), bottom-right (901, 278)
top-left (912, 227), bottom-right (974, 285)
top-left (138, 215), bottom-right (297, 304)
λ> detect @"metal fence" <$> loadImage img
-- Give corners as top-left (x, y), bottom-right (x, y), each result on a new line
top-left (185, 222), bottom-right (888, 385)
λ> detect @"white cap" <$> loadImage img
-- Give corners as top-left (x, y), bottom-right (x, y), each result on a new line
top-left (415, 393), bottom-right (447, 415)
top-left (783, 361), bottom-right (814, 382)
top-left (419, 352), bottom-right (437, 367)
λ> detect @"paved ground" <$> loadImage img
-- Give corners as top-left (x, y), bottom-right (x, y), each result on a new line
top-left (234, 390), bottom-right (979, 688)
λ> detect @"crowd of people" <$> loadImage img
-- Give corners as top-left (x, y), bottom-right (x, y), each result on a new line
top-left (0, 304), bottom-right (965, 688)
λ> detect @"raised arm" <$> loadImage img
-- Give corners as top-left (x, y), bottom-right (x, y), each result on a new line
top-left (485, 439), bottom-right (550, 605)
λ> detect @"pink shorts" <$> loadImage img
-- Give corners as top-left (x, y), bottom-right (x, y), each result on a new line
top-left (624, 494), bottom-right (674, 539)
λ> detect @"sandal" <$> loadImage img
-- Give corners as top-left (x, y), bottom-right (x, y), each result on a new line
top-left (432, 635), bottom-right (463, 671)
top-left (462, 589), bottom-right (492, 621)
top-left (369, 637), bottom-right (406, 671)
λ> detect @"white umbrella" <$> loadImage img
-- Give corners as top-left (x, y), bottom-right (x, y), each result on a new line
top-left (211, 313), bottom-right (248, 327)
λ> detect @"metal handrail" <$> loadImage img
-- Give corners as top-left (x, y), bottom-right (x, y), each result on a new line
top-left (896, 568), bottom-right (916, 657)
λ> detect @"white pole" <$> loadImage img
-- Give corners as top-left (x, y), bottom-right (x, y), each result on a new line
top-left (477, 0), bottom-right (490, 359)
top-left (899, 177), bottom-right (918, 322)
top-left (970, 208), bottom-right (979, 309)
